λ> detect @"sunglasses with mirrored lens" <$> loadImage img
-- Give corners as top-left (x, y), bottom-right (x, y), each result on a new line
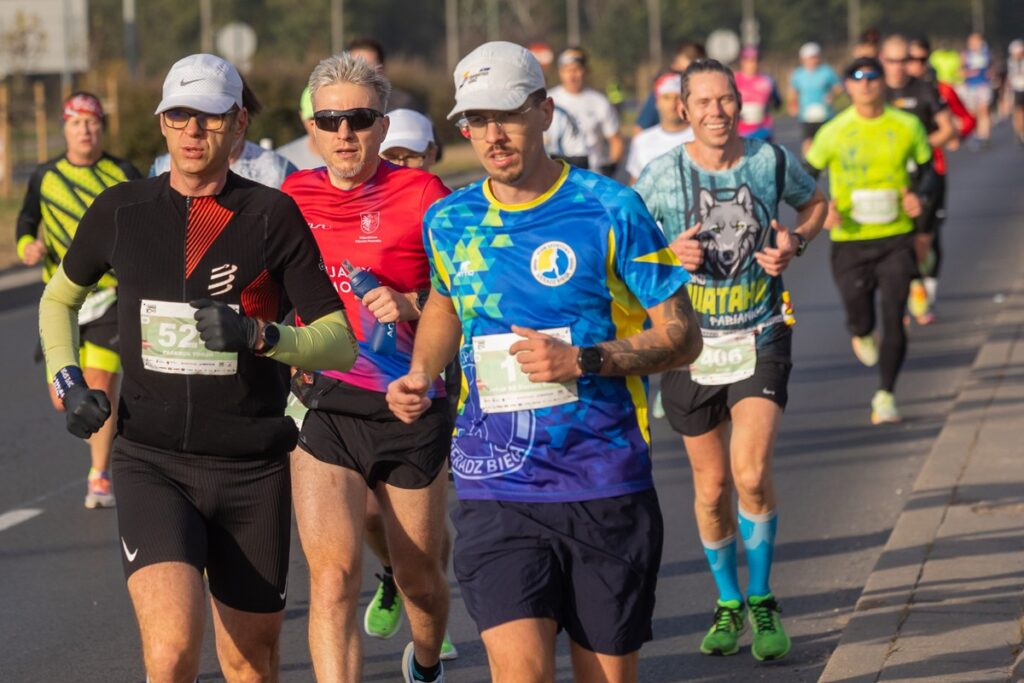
top-left (163, 108), bottom-right (236, 131)
top-left (849, 70), bottom-right (882, 81)
top-left (313, 108), bottom-right (383, 132)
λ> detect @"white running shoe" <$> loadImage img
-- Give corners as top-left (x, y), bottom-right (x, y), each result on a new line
top-left (871, 390), bottom-right (901, 425)
top-left (851, 335), bottom-right (879, 367)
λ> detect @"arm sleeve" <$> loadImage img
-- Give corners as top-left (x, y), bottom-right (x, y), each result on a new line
top-left (612, 191), bottom-right (690, 308)
top-left (39, 264), bottom-right (90, 379)
top-left (635, 93), bottom-right (659, 129)
top-left (265, 310), bottom-right (357, 371)
top-left (781, 146), bottom-right (817, 207)
top-left (15, 167), bottom-right (44, 257)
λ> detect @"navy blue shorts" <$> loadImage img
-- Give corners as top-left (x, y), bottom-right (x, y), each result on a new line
top-left (452, 489), bottom-right (663, 655)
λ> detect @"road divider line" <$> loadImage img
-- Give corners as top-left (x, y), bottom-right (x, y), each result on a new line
top-left (0, 508), bottom-right (43, 532)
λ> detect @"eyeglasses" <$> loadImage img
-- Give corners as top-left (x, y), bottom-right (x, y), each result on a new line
top-left (313, 108), bottom-right (383, 132)
top-left (907, 55), bottom-right (929, 63)
top-left (456, 104), bottom-right (535, 140)
top-left (162, 107), bottom-right (237, 131)
top-left (382, 151), bottom-right (427, 167)
top-left (848, 70), bottom-right (882, 82)
top-left (882, 57), bottom-right (909, 64)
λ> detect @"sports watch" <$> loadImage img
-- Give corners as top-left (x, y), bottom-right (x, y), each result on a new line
top-left (259, 322), bottom-right (280, 352)
top-left (577, 346), bottom-right (605, 375)
top-left (794, 233), bottom-right (809, 257)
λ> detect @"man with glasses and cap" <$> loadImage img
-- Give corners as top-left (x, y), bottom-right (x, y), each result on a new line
top-left (379, 108), bottom-right (442, 170)
top-left (805, 57), bottom-right (936, 425)
top-left (281, 53), bottom-right (453, 683)
top-left (38, 53), bottom-right (357, 682)
top-left (387, 41), bottom-right (702, 682)
top-left (17, 91), bottom-right (140, 510)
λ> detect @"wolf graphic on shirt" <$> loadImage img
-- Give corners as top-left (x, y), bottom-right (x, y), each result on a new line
top-left (697, 185), bottom-right (760, 279)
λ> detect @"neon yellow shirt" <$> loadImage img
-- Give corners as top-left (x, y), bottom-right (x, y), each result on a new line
top-left (806, 106), bottom-right (931, 242)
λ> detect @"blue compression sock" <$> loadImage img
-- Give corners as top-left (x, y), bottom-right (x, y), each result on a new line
top-left (701, 534), bottom-right (743, 604)
top-left (739, 507), bottom-right (777, 597)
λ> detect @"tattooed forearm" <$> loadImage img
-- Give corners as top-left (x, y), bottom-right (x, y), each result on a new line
top-left (595, 286), bottom-right (702, 376)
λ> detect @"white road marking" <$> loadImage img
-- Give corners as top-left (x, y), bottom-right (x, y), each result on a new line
top-left (0, 508), bottom-right (43, 532)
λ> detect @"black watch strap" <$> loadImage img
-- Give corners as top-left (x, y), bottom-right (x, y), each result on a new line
top-left (794, 233), bottom-right (809, 257)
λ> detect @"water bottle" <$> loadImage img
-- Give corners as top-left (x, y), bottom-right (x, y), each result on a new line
top-left (343, 260), bottom-right (396, 355)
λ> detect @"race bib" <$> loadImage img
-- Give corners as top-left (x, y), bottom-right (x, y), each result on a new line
top-left (690, 330), bottom-right (756, 386)
top-left (79, 288), bottom-right (116, 325)
top-left (851, 188), bottom-right (899, 225)
top-left (473, 327), bottom-right (578, 414)
top-left (140, 299), bottom-right (238, 375)
top-left (803, 103), bottom-right (827, 123)
top-left (740, 102), bottom-right (766, 125)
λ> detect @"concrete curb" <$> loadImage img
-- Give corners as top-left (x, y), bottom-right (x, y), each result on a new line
top-left (818, 273), bottom-right (1024, 683)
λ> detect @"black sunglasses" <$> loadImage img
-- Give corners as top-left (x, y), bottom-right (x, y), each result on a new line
top-left (313, 108), bottom-right (383, 132)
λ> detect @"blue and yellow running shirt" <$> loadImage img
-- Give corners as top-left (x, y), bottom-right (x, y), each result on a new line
top-left (425, 162), bottom-right (689, 502)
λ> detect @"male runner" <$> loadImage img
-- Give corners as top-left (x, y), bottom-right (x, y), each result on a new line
top-left (735, 46), bottom-right (782, 142)
top-left (1006, 40), bottom-right (1024, 144)
top-left (625, 72), bottom-right (694, 185)
top-left (550, 47), bottom-right (624, 175)
top-left (388, 41), bottom-right (702, 683)
top-left (881, 35), bottom-right (956, 325)
top-left (276, 87), bottom-right (324, 171)
top-left (805, 57), bottom-right (936, 424)
top-left (38, 53), bottom-right (356, 682)
top-left (635, 59), bottom-right (827, 661)
top-left (379, 108), bottom-right (441, 169)
top-left (17, 91), bottom-right (140, 508)
top-left (788, 42), bottom-right (843, 155)
top-left (281, 53), bottom-right (452, 683)
top-left (960, 32), bottom-right (992, 148)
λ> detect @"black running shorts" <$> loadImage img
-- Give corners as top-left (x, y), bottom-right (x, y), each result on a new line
top-left (111, 437), bottom-right (290, 613)
top-left (297, 381), bottom-right (452, 489)
top-left (452, 489), bottom-right (663, 655)
top-left (661, 331), bottom-right (792, 437)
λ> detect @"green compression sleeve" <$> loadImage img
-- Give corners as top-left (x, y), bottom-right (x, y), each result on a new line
top-left (265, 310), bottom-right (359, 372)
top-left (39, 264), bottom-right (91, 379)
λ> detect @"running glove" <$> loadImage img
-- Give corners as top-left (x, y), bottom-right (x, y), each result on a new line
top-left (63, 385), bottom-right (111, 439)
top-left (191, 299), bottom-right (260, 352)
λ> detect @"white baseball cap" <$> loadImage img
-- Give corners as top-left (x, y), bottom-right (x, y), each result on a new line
top-left (448, 41), bottom-right (546, 120)
top-left (155, 54), bottom-right (244, 115)
top-left (799, 42), bottom-right (822, 59)
top-left (381, 109), bottom-right (435, 154)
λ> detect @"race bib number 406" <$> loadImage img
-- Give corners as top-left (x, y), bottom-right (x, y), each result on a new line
top-left (140, 299), bottom-right (237, 375)
top-left (473, 327), bottom-right (578, 414)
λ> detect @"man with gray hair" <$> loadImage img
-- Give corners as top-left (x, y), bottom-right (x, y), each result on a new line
top-left (281, 52), bottom-right (452, 683)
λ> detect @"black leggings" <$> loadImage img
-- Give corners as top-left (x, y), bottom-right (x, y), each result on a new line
top-left (831, 235), bottom-right (918, 392)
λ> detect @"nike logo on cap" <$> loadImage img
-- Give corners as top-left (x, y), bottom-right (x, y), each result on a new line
top-left (180, 78), bottom-right (205, 87)
top-left (122, 537), bottom-right (139, 562)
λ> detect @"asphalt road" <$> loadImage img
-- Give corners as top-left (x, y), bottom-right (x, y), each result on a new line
top-left (2, 120), bottom-right (1022, 683)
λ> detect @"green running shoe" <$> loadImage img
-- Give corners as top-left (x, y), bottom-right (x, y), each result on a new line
top-left (440, 631), bottom-right (458, 661)
top-left (364, 572), bottom-right (403, 639)
top-left (747, 594), bottom-right (791, 661)
top-left (700, 599), bottom-right (747, 656)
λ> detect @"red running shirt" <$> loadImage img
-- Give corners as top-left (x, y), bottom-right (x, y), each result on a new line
top-left (282, 161), bottom-right (450, 393)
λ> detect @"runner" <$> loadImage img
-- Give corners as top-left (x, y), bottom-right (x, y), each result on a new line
top-left (735, 46), bottom-right (782, 142)
top-left (902, 36), bottom-right (974, 324)
top-left (387, 41), bottom-right (702, 683)
top-left (276, 86), bottom-right (324, 170)
top-left (38, 53), bottom-right (356, 682)
top-left (635, 59), bottom-right (827, 662)
top-left (379, 108), bottom-right (441, 169)
top-left (281, 53), bottom-right (452, 683)
top-left (625, 72), bottom-right (694, 185)
top-left (960, 32), bottom-right (993, 148)
top-left (549, 47), bottom-right (624, 175)
top-left (1006, 40), bottom-right (1024, 144)
top-left (16, 92), bottom-right (141, 509)
top-left (543, 103), bottom-right (591, 169)
top-left (149, 77), bottom-right (297, 187)
top-left (788, 42), bottom-right (843, 156)
top-left (634, 41), bottom-right (707, 132)
top-left (805, 57), bottom-right (937, 424)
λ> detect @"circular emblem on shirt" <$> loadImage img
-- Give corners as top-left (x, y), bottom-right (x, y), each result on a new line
top-left (530, 241), bottom-right (576, 287)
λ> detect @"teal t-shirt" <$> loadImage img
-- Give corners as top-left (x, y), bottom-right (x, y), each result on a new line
top-left (635, 139), bottom-right (816, 347)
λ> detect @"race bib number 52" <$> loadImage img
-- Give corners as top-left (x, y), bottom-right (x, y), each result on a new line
top-left (140, 299), bottom-right (238, 375)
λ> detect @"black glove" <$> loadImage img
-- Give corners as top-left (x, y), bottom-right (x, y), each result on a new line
top-left (191, 299), bottom-right (259, 352)
top-left (64, 385), bottom-right (111, 439)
